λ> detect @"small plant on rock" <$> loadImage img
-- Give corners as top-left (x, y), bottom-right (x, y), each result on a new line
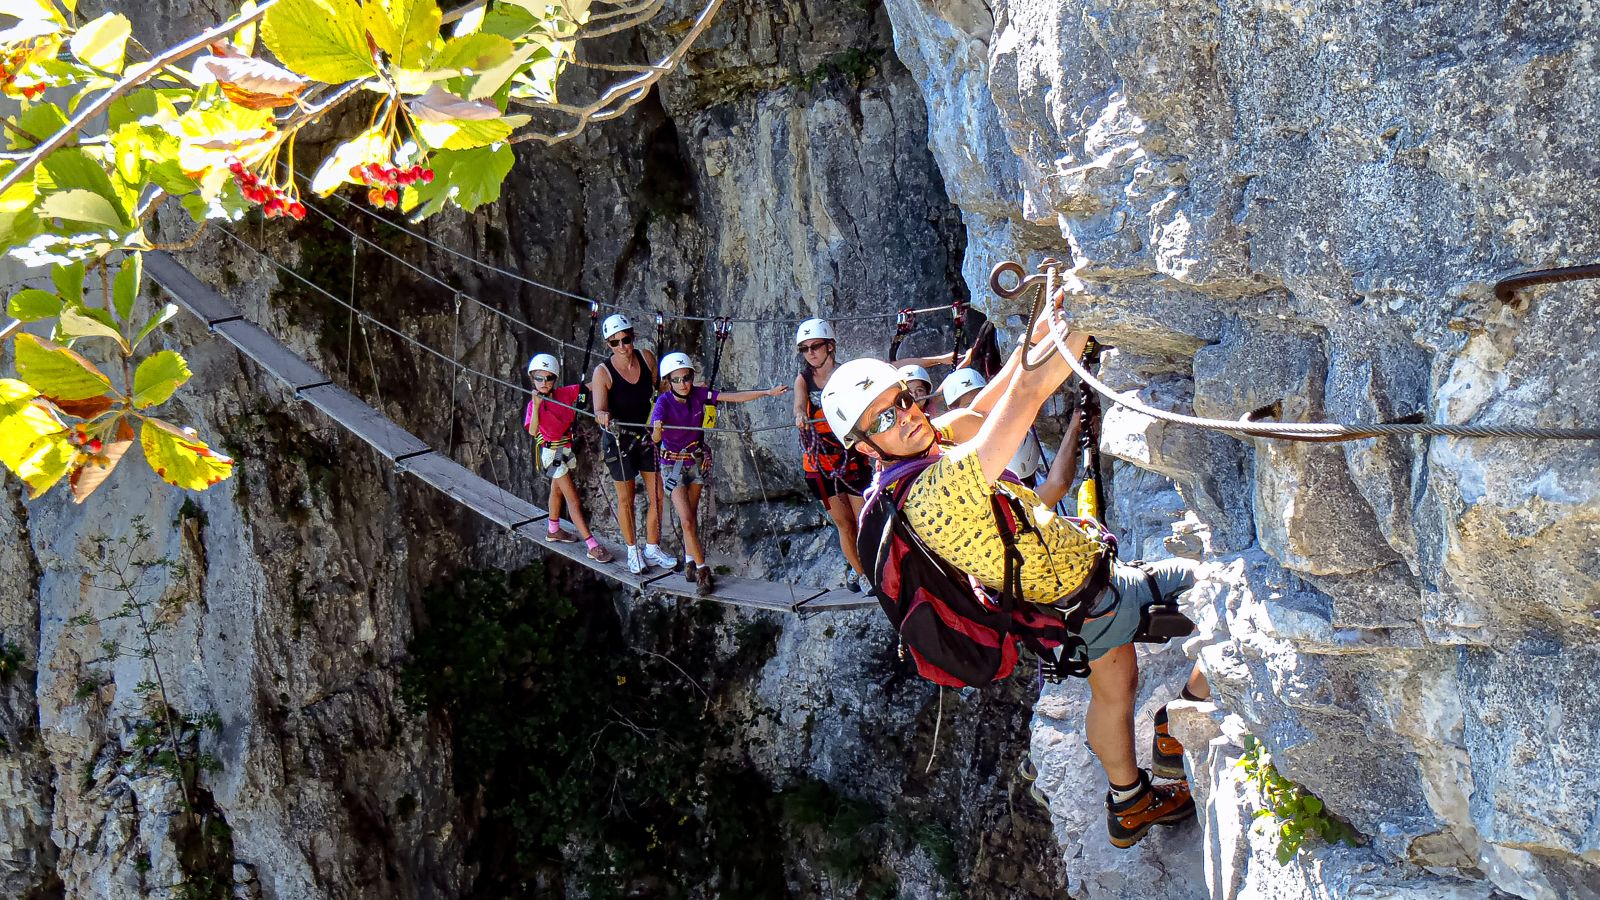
top-left (1237, 734), bottom-right (1357, 863)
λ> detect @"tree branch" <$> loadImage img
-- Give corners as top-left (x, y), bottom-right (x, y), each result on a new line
top-left (572, 0), bottom-right (667, 38)
top-left (509, 0), bottom-right (723, 147)
top-left (0, 0), bottom-right (279, 198)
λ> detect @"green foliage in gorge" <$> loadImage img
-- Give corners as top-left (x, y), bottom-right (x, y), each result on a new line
top-left (0, 0), bottom-right (600, 501)
top-left (1238, 734), bottom-right (1359, 864)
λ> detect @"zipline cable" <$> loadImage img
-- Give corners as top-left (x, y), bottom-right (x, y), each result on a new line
top-left (294, 167), bottom-right (957, 326)
top-left (220, 228), bottom-right (792, 435)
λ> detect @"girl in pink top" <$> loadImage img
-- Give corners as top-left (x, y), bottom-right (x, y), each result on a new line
top-left (525, 354), bottom-right (614, 563)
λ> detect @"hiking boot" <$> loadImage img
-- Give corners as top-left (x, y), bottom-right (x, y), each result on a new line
top-left (546, 528), bottom-right (579, 543)
top-left (644, 545), bottom-right (679, 571)
top-left (1152, 704), bottom-right (1186, 780)
top-left (1028, 783), bottom-right (1050, 809)
top-left (1106, 771), bottom-right (1195, 849)
top-left (845, 568), bottom-right (861, 593)
top-left (587, 544), bottom-right (615, 564)
top-left (626, 545), bottom-right (645, 575)
top-left (696, 565), bottom-right (715, 596)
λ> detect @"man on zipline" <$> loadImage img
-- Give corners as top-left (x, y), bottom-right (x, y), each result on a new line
top-left (821, 314), bottom-right (1210, 849)
top-left (592, 314), bottom-right (676, 576)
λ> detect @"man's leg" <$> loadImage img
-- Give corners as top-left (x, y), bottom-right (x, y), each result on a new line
top-left (1085, 643), bottom-right (1141, 786)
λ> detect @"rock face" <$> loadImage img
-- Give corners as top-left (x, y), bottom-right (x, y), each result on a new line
top-left (882, 0), bottom-right (1600, 896)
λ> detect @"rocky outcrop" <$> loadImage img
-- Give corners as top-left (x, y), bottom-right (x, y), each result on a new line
top-left (884, 0), bottom-right (1600, 896)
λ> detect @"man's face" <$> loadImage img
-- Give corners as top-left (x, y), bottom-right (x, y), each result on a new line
top-left (855, 386), bottom-right (936, 459)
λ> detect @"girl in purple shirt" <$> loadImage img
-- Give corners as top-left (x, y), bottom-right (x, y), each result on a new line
top-left (649, 352), bottom-right (789, 595)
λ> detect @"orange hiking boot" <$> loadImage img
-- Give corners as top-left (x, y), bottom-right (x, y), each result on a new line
top-left (1106, 770), bottom-right (1195, 848)
top-left (1152, 704), bottom-right (1186, 780)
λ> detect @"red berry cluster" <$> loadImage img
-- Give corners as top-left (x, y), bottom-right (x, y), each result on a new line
top-left (349, 163), bottom-right (434, 208)
top-left (67, 424), bottom-right (103, 455)
top-left (226, 156), bottom-right (306, 220)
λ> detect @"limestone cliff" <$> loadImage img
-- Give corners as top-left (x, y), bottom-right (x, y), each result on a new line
top-left (883, 0), bottom-right (1599, 896)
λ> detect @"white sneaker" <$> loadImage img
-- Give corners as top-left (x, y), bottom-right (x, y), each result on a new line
top-left (845, 568), bottom-right (861, 593)
top-left (626, 545), bottom-right (645, 575)
top-left (643, 545), bottom-right (678, 571)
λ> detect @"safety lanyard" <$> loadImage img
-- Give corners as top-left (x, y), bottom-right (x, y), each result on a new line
top-left (950, 299), bottom-right (966, 361)
top-left (577, 301), bottom-right (599, 409)
top-left (887, 308), bottom-right (915, 362)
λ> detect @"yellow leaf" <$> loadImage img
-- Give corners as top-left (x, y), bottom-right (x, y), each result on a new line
top-left (0, 378), bottom-right (68, 490)
top-left (263, 0), bottom-right (378, 83)
top-left (366, 0), bottom-right (442, 68)
top-left (68, 12), bottom-right (131, 73)
top-left (0, 0), bottom-right (62, 24)
top-left (467, 41), bottom-right (538, 100)
top-left (58, 307), bottom-right (129, 349)
top-left (36, 189), bottom-right (125, 228)
top-left (17, 430), bottom-right (72, 497)
top-left (13, 332), bottom-right (113, 401)
top-left (140, 417), bottom-right (234, 490)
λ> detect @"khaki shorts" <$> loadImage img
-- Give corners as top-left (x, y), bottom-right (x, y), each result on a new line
top-left (660, 456), bottom-right (705, 493)
top-left (540, 444), bottom-right (577, 479)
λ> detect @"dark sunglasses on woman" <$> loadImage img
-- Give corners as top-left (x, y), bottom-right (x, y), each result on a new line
top-left (608, 334), bottom-right (634, 347)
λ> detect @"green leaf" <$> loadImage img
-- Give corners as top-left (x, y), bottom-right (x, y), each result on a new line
top-left (0, 209), bottom-right (43, 255)
top-left (417, 116), bottom-right (515, 150)
top-left (12, 332), bottom-right (114, 400)
top-left (107, 90), bottom-right (181, 131)
top-left (434, 32), bottom-right (512, 72)
top-left (5, 102), bottom-right (69, 151)
top-left (38, 148), bottom-right (129, 226)
top-left (140, 416), bottom-right (234, 490)
top-left (68, 12), bottom-right (131, 73)
top-left (402, 144), bottom-right (512, 219)
top-left (466, 41), bottom-right (538, 100)
top-left (8, 289), bottom-right (62, 322)
top-left (132, 302), bottom-right (179, 349)
top-left (262, 0), bottom-right (379, 83)
top-left (58, 307), bottom-right (127, 348)
top-left (1301, 795), bottom-right (1322, 816)
top-left (479, 3), bottom-right (536, 39)
top-left (112, 251), bottom-right (141, 321)
top-left (366, 0), bottom-right (442, 68)
top-left (131, 350), bottom-right (190, 408)
top-left (51, 261), bottom-right (85, 304)
top-left (37, 189), bottom-right (125, 228)
top-left (1276, 842), bottom-right (1294, 865)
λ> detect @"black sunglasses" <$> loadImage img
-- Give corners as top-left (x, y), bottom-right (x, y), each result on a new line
top-left (669, 374), bottom-right (693, 384)
top-left (532, 374), bottom-right (556, 383)
top-left (859, 390), bottom-right (916, 440)
top-left (799, 340), bottom-right (832, 354)
top-left (608, 334), bottom-right (634, 347)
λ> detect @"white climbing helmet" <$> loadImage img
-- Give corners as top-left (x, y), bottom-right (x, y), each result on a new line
top-left (602, 313), bottom-right (634, 341)
top-left (526, 353), bottom-right (560, 377)
top-left (940, 367), bottom-right (987, 408)
top-left (795, 317), bottom-right (836, 348)
top-left (821, 358), bottom-right (905, 447)
top-left (896, 364), bottom-right (932, 389)
top-left (659, 351), bottom-right (696, 380)
top-left (1008, 433), bottom-right (1042, 480)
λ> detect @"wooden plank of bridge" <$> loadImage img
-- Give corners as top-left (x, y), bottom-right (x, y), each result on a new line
top-left (145, 251), bottom-right (246, 326)
top-left (796, 588), bottom-right (880, 613)
top-left (643, 571), bottom-right (826, 613)
top-left (398, 452), bottom-right (545, 530)
top-left (512, 520), bottom-right (654, 590)
top-left (298, 384), bottom-right (430, 460)
top-left (212, 320), bottom-right (331, 393)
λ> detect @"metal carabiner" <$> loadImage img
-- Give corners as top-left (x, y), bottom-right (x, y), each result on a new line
top-left (895, 308), bottom-right (915, 335)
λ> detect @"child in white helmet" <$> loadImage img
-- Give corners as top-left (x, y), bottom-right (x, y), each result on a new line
top-left (526, 354), bottom-right (614, 563)
top-left (792, 318), bottom-right (952, 591)
top-left (650, 352), bottom-right (790, 595)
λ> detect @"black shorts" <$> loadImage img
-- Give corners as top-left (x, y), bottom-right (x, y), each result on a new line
top-left (806, 467), bottom-right (873, 502)
top-left (602, 431), bottom-right (658, 482)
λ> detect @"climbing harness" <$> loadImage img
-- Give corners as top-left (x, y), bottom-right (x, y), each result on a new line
top-left (888, 308), bottom-right (915, 362)
top-left (1074, 338), bottom-right (1104, 521)
top-left (991, 259), bottom-right (1600, 443)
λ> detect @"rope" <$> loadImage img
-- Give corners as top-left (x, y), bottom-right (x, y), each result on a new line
top-left (1494, 263), bottom-right (1600, 305)
top-left (743, 426), bottom-right (800, 611)
top-left (295, 167), bottom-right (955, 326)
top-left (221, 228), bottom-right (792, 435)
top-left (1038, 307), bottom-right (1600, 443)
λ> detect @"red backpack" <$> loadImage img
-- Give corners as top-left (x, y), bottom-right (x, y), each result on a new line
top-left (857, 457), bottom-right (1115, 687)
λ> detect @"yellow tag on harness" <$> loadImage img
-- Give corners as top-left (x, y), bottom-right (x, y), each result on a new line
top-left (1077, 477), bottom-right (1099, 521)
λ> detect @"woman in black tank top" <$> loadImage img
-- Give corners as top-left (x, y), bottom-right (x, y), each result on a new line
top-left (593, 325), bottom-right (665, 574)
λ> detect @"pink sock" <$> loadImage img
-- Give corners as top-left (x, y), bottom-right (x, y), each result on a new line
top-left (548, 520), bottom-right (561, 535)
top-left (585, 537), bottom-right (600, 550)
